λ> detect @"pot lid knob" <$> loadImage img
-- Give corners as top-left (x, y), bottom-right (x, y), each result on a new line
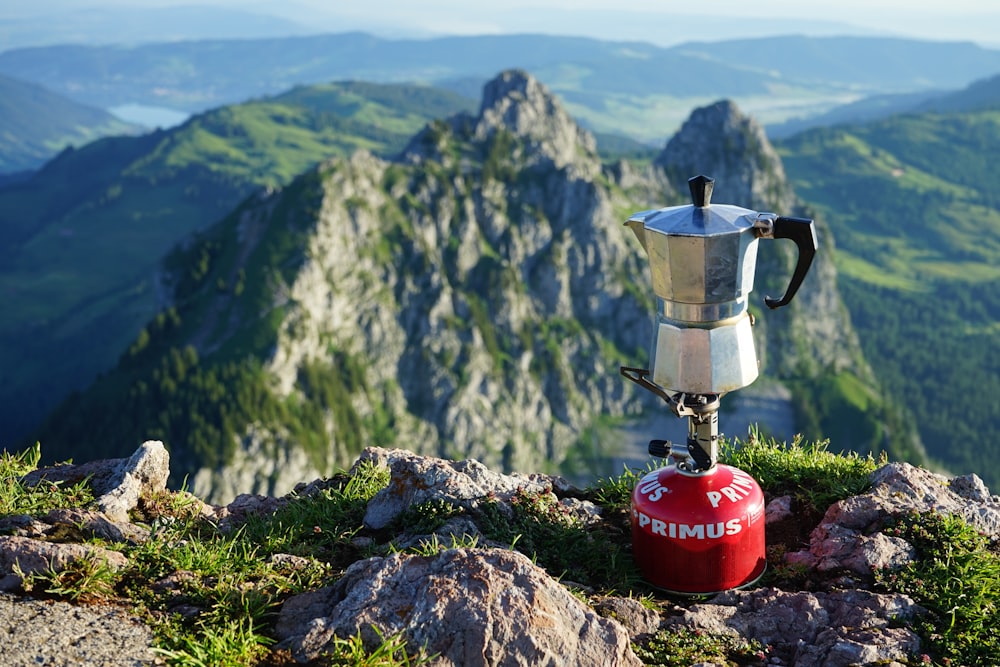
top-left (688, 175), bottom-right (715, 207)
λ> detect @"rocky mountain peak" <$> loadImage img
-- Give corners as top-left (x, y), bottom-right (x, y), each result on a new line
top-left (399, 69), bottom-right (597, 174)
top-left (474, 69), bottom-right (598, 171)
top-left (655, 99), bottom-right (794, 212)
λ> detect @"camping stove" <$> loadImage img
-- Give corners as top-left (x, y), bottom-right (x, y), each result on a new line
top-left (621, 175), bottom-right (817, 594)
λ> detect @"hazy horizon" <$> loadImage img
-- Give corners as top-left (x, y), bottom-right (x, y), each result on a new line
top-left (1, 0), bottom-right (998, 51)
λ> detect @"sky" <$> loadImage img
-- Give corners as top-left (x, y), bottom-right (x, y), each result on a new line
top-left (301, 0), bottom-right (1000, 46)
top-left (4, 0), bottom-right (1000, 49)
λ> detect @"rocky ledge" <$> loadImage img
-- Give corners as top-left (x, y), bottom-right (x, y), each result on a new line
top-left (2, 441), bottom-right (999, 666)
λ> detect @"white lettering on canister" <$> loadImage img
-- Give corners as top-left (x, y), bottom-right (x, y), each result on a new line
top-left (634, 511), bottom-right (744, 540)
top-left (706, 469), bottom-right (758, 507)
top-left (639, 478), bottom-right (670, 503)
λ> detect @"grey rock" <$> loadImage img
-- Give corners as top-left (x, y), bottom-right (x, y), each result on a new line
top-left (0, 535), bottom-right (128, 584)
top-left (275, 547), bottom-right (641, 666)
top-left (669, 587), bottom-right (922, 667)
top-left (950, 472), bottom-right (992, 502)
top-left (43, 508), bottom-right (150, 545)
top-left (21, 441), bottom-right (170, 523)
top-left (788, 461), bottom-right (1000, 575)
top-left (94, 440), bottom-right (170, 523)
top-left (0, 514), bottom-right (49, 538)
top-left (593, 595), bottom-right (661, 636)
top-left (765, 495), bottom-right (794, 523)
top-left (357, 447), bottom-right (550, 530)
top-left (0, 593), bottom-right (155, 666)
top-left (212, 492), bottom-right (288, 534)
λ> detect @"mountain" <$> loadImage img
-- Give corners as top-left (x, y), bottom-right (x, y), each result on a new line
top-left (2, 33), bottom-right (998, 144)
top-left (32, 70), bottom-right (893, 502)
top-left (0, 81), bottom-right (475, 445)
top-left (766, 90), bottom-right (947, 139)
top-left (777, 108), bottom-right (1000, 486)
top-left (768, 71), bottom-right (1000, 138)
top-left (0, 73), bottom-right (137, 173)
top-left (918, 72), bottom-right (1000, 112)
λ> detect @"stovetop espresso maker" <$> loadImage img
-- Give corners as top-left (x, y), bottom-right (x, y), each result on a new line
top-left (622, 174), bottom-right (817, 594)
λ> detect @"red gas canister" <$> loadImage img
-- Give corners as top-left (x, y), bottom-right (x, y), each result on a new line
top-left (631, 463), bottom-right (766, 594)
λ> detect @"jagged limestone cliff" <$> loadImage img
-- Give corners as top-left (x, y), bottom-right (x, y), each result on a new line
top-left (36, 70), bottom-right (895, 502)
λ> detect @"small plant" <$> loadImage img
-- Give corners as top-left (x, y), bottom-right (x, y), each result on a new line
top-left (591, 463), bottom-right (649, 512)
top-left (323, 628), bottom-right (438, 666)
top-left (876, 511), bottom-right (1000, 666)
top-left (633, 626), bottom-right (768, 666)
top-left (401, 532), bottom-right (481, 557)
top-left (18, 555), bottom-right (119, 604)
top-left (152, 617), bottom-right (271, 667)
top-left (721, 427), bottom-right (881, 510)
top-left (396, 499), bottom-right (464, 534)
top-left (119, 460), bottom-right (391, 666)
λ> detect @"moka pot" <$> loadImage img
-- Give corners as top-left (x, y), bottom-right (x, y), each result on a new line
top-left (625, 175), bottom-right (817, 395)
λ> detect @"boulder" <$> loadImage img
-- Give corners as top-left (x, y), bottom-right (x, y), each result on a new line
top-left (356, 447), bottom-right (553, 530)
top-left (276, 547), bottom-right (641, 666)
top-left (21, 440), bottom-right (170, 523)
top-left (788, 462), bottom-right (1000, 575)
top-left (669, 587), bottom-right (923, 667)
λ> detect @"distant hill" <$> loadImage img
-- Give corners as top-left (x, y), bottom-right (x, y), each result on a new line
top-left (766, 90), bottom-right (946, 138)
top-left (0, 73), bottom-right (137, 173)
top-left (917, 73), bottom-right (1000, 112)
top-left (0, 80), bottom-right (474, 444)
top-left (768, 70), bottom-right (1000, 137)
top-left (2, 33), bottom-right (998, 144)
top-left (777, 109), bottom-right (1000, 486)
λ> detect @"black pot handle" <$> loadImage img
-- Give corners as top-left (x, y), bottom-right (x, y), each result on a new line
top-left (764, 216), bottom-right (818, 309)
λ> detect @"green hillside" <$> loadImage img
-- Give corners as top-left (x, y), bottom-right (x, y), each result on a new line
top-left (0, 73), bottom-right (137, 173)
top-left (777, 110), bottom-right (1000, 484)
top-left (0, 81), bottom-right (475, 444)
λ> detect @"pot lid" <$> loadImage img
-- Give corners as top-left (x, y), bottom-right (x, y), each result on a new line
top-left (628, 175), bottom-right (756, 237)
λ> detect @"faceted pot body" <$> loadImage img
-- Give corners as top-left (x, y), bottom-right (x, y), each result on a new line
top-left (631, 464), bottom-right (766, 594)
top-left (649, 311), bottom-right (758, 394)
top-left (630, 203), bottom-right (760, 309)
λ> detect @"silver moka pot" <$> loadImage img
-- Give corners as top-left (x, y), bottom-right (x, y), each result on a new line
top-left (624, 175), bottom-right (817, 395)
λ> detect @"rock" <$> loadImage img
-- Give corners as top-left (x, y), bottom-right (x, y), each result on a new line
top-left (788, 461), bottom-right (1000, 575)
top-left (276, 548), bottom-right (641, 666)
top-left (43, 508), bottom-right (150, 545)
top-left (668, 587), bottom-right (923, 667)
top-left (0, 535), bottom-right (128, 585)
top-left (0, 593), bottom-right (155, 667)
top-left (211, 492), bottom-right (288, 534)
top-left (474, 69), bottom-right (599, 174)
top-left (765, 495), bottom-right (794, 523)
top-left (593, 595), bottom-right (661, 636)
top-left (21, 441), bottom-right (170, 523)
top-left (356, 447), bottom-right (551, 530)
top-left (950, 472), bottom-right (992, 503)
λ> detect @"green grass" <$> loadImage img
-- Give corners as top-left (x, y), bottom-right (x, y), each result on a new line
top-left (876, 512), bottom-right (1000, 666)
top-left (0, 444), bottom-right (95, 515)
top-left (632, 626), bottom-right (768, 666)
top-left (720, 428), bottom-right (881, 510)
